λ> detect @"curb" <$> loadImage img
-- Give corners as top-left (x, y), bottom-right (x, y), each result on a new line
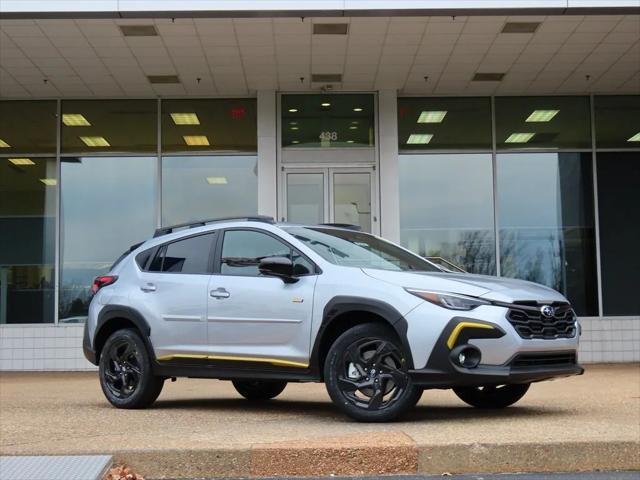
top-left (113, 440), bottom-right (640, 479)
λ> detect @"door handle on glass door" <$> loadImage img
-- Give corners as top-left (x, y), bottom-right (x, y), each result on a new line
top-left (140, 283), bottom-right (156, 292)
top-left (210, 288), bottom-right (230, 299)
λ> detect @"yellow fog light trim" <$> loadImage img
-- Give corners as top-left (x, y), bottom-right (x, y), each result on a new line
top-left (157, 354), bottom-right (308, 368)
top-left (447, 322), bottom-right (494, 350)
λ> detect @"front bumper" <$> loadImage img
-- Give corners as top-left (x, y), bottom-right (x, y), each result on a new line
top-left (409, 359), bottom-right (584, 388)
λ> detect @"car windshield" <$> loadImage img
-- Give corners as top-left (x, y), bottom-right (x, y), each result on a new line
top-left (283, 227), bottom-right (440, 272)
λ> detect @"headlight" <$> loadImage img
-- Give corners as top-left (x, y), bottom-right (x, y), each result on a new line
top-left (405, 289), bottom-right (491, 311)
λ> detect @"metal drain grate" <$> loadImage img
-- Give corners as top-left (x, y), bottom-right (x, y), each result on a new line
top-left (0, 455), bottom-right (112, 480)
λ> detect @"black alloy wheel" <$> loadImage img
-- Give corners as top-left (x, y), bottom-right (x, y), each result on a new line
top-left (325, 323), bottom-right (422, 422)
top-left (453, 383), bottom-right (530, 408)
top-left (99, 328), bottom-right (164, 409)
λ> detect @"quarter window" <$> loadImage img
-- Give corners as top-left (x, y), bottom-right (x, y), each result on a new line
top-left (148, 234), bottom-right (215, 274)
top-left (220, 230), bottom-right (313, 276)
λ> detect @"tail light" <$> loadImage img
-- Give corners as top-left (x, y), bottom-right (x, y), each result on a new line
top-left (91, 275), bottom-right (118, 294)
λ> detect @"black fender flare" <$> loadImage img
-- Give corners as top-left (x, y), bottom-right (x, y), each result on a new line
top-left (94, 305), bottom-right (155, 362)
top-left (309, 296), bottom-right (414, 376)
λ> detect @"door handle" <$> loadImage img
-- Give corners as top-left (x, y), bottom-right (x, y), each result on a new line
top-left (210, 288), bottom-right (230, 299)
top-left (140, 283), bottom-right (156, 293)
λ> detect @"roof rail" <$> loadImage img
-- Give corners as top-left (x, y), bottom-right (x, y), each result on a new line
top-left (153, 216), bottom-right (275, 238)
top-left (319, 223), bottom-right (362, 231)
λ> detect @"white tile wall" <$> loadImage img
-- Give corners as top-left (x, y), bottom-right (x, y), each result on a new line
top-left (0, 317), bottom-right (638, 371)
top-left (0, 324), bottom-right (96, 371)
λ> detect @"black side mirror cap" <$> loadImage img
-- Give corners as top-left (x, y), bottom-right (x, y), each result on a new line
top-left (258, 256), bottom-right (297, 283)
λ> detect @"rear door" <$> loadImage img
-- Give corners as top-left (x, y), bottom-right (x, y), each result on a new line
top-left (131, 232), bottom-right (216, 359)
top-left (206, 228), bottom-right (317, 368)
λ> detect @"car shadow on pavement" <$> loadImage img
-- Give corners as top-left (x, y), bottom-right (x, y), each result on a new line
top-left (144, 397), bottom-right (567, 422)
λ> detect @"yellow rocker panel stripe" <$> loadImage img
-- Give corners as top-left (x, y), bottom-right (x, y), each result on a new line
top-left (447, 322), bottom-right (495, 350)
top-left (157, 354), bottom-right (309, 369)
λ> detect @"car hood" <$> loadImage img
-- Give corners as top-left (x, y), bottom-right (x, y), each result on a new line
top-left (362, 269), bottom-right (568, 304)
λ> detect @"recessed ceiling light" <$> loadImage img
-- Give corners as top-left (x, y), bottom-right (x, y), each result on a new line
top-left (288, 108), bottom-right (298, 113)
top-left (353, 107), bottom-right (363, 112)
top-left (80, 136), bottom-right (110, 147)
top-left (170, 113), bottom-right (200, 125)
top-left (291, 140), bottom-right (300, 144)
top-left (473, 72), bottom-right (505, 82)
top-left (351, 121), bottom-right (359, 125)
top-left (321, 102), bottom-right (331, 107)
top-left (526, 110), bottom-right (559, 122)
top-left (62, 114), bottom-right (91, 127)
top-left (290, 126), bottom-right (299, 131)
top-left (349, 126), bottom-right (358, 130)
top-left (418, 111), bottom-right (447, 123)
top-left (501, 22), bottom-right (541, 34)
top-left (346, 140), bottom-right (354, 144)
top-left (148, 75), bottom-right (180, 84)
top-left (183, 135), bottom-right (210, 146)
top-left (9, 158), bottom-right (35, 165)
top-left (627, 132), bottom-right (640, 142)
top-left (505, 133), bottom-right (535, 143)
top-left (290, 121), bottom-right (298, 125)
top-left (120, 25), bottom-right (159, 37)
top-left (313, 24), bottom-right (349, 35)
top-left (0, 139), bottom-right (10, 148)
top-left (206, 176), bottom-right (227, 185)
top-left (311, 74), bottom-right (342, 83)
top-left (407, 134), bottom-right (433, 145)
top-left (40, 178), bottom-right (57, 186)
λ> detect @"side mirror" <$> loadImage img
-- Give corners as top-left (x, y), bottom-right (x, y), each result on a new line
top-left (258, 257), bottom-right (297, 283)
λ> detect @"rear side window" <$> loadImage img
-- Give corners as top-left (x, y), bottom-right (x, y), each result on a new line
top-left (148, 233), bottom-right (215, 274)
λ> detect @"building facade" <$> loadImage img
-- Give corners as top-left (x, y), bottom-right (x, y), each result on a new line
top-left (0, 1), bottom-right (639, 370)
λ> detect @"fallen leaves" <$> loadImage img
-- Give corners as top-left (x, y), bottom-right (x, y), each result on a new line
top-left (104, 464), bottom-right (145, 480)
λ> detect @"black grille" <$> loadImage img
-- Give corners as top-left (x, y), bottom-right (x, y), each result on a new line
top-left (506, 302), bottom-right (577, 339)
top-left (511, 352), bottom-right (577, 369)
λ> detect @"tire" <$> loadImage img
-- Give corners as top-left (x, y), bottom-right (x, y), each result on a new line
top-left (99, 328), bottom-right (164, 409)
top-left (453, 383), bottom-right (530, 409)
top-left (324, 323), bottom-right (422, 422)
top-left (232, 380), bottom-right (287, 401)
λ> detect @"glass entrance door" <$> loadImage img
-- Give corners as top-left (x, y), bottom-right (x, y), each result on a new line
top-left (283, 167), bottom-right (376, 233)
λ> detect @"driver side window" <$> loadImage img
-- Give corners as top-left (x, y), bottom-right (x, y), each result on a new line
top-left (220, 230), bottom-right (313, 277)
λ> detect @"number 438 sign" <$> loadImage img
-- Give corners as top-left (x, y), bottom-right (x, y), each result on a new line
top-left (319, 131), bottom-right (338, 141)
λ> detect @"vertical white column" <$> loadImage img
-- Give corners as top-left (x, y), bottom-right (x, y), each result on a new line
top-left (378, 90), bottom-right (400, 242)
top-left (257, 90), bottom-right (278, 219)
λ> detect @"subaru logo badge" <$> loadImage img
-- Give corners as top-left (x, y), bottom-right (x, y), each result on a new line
top-left (540, 305), bottom-right (555, 318)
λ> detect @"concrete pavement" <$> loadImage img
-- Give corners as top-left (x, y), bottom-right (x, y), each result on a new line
top-left (0, 364), bottom-right (638, 479)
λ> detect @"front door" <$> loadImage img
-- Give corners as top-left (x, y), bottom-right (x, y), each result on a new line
top-left (206, 228), bottom-right (317, 367)
top-left (283, 167), bottom-right (377, 233)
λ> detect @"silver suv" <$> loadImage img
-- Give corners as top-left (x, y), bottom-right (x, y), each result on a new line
top-left (83, 216), bottom-right (583, 422)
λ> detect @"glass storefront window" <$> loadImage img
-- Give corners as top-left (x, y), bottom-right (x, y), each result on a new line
top-left (161, 155), bottom-right (258, 226)
top-left (398, 97), bottom-right (492, 150)
top-left (496, 96), bottom-right (591, 150)
top-left (399, 154), bottom-right (496, 274)
top-left (61, 100), bottom-right (157, 154)
top-left (596, 152), bottom-right (640, 315)
top-left (0, 157), bottom-right (56, 324)
top-left (497, 152), bottom-right (598, 316)
top-left (281, 94), bottom-right (374, 148)
top-left (594, 96), bottom-right (640, 149)
top-left (59, 157), bottom-right (157, 322)
top-left (162, 99), bottom-right (257, 153)
top-left (0, 101), bottom-right (57, 154)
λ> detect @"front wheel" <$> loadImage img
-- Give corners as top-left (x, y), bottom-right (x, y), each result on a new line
top-left (99, 328), bottom-right (164, 409)
top-left (453, 383), bottom-right (530, 408)
top-left (232, 380), bottom-right (287, 401)
top-left (324, 323), bottom-right (421, 422)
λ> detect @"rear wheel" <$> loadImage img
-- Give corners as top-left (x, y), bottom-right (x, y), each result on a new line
top-left (324, 323), bottom-right (421, 422)
top-left (453, 383), bottom-right (530, 408)
top-left (232, 380), bottom-right (287, 401)
top-left (99, 328), bottom-right (164, 409)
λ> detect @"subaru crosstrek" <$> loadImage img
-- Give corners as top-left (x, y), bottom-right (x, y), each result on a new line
top-left (83, 216), bottom-right (583, 422)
